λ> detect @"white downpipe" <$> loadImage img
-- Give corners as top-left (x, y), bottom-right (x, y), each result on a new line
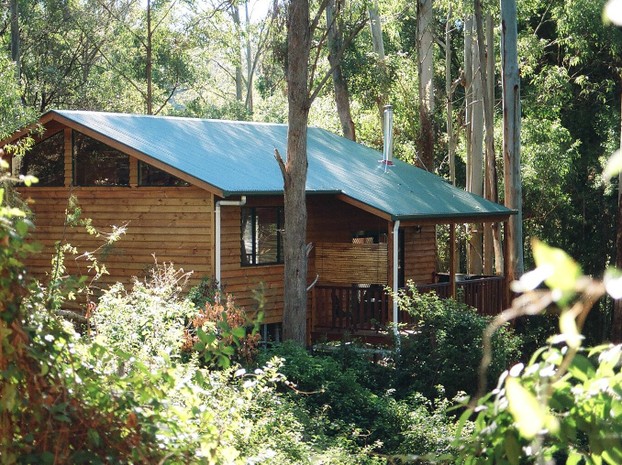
top-left (392, 220), bottom-right (401, 339)
top-left (215, 196), bottom-right (247, 291)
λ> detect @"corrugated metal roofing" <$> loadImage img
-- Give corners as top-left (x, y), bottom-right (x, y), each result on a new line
top-left (48, 110), bottom-right (514, 221)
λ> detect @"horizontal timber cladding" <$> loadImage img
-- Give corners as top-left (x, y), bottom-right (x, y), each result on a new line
top-left (218, 202), bottom-right (284, 324)
top-left (403, 225), bottom-right (437, 284)
top-left (19, 186), bottom-right (214, 295)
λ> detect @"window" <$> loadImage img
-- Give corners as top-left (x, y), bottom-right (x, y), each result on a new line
top-left (241, 207), bottom-right (284, 265)
top-left (17, 131), bottom-right (64, 186)
top-left (73, 131), bottom-right (129, 186)
top-left (138, 161), bottom-right (189, 186)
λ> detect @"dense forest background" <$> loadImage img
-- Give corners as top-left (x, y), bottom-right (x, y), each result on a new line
top-left (3, 0), bottom-right (622, 338)
top-left (2, 1), bottom-right (622, 463)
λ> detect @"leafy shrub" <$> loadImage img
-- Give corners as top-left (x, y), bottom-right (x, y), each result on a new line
top-left (0, 161), bottom-right (170, 463)
top-left (187, 275), bottom-right (221, 309)
top-left (259, 342), bottom-right (461, 457)
top-left (182, 293), bottom-right (262, 368)
top-left (395, 282), bottom-right (523, 400)
top-left (91, 262), bottom-right (196, 370)
top-left (455, 343), bottom-right (622, 465)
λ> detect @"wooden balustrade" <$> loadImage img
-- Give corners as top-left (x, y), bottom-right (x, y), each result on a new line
top-left (312, 276), bottom-right (506, 337)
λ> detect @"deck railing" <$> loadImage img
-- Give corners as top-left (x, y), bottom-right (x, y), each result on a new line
top-left (312, 276), bottom-right (506, 334)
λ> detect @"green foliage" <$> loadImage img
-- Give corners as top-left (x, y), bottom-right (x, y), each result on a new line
top-left (260, 342), bottom-right (462, 458)
top-left (0, 162), bottom-right (170, 463)
top-left (453, 239), bottom-right (622, 465)
top-left (92, 264), bottom-right (196, 370)
top-left (395, 283), bottom-right (523, 400)
top-left (0, 57), bottom-right (37, 138)
top-left (454, 343), bottom-right (622, 465)
top-left (187, 275), bottom-right (221, 309)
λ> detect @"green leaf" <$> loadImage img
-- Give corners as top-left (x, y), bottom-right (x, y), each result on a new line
top-left (217, 354), bottom-right (231, 369)
top-left (506, 377), bottom-right (558, 439)
top-left (567, 451), bottom-right (583, 465)
top-left (603, 149), bottom-right (622, 180)
top-left (504, 431), bottom-right (521, 465)
top-left (567, 354), bottom-right (595, 382)
top-left (532, 239), bottom-right (582, 301)
top-left (231, 326), bottom-right (246, 340)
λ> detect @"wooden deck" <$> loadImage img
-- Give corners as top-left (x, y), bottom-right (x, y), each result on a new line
top-left (310, 276), bottom-right (506, 342)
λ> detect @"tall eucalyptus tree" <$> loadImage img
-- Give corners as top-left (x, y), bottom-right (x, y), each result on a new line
top-left (278, 0), bottom-right (367, 343)
top-left (500, 0), bottom-right (523, 280)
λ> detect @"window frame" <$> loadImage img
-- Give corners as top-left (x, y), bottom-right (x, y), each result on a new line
top-left (72, 130), bottom-right (130, 187)
top-left (137, 160), bottom-right (190, 187)
top-left (241, 206), bottom-right (284, 266)
top-left (16, 130), bottom-right (65, 187)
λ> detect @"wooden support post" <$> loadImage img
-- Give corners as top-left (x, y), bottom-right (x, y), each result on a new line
top-left (450, 223), bottom-right (456, 299)
top-left (387, 220), bottom-right (395, 322)
top-left (503, 221), bottom-right (511, 308)
top-left (63, 128), bottom-right (72, 187)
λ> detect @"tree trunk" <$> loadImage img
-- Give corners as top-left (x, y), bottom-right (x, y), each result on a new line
top-left (500, 0), bottom-right (524, 281)
top-left (445, 5), bottom-right (459, 274)
top-left (245, 0), bottom-right (254, 112)
top-left (146, 0), bottom-right (153, 115)
top-left (475, 2), bottom-right (501, 275)
top-left (487, 12), bottom-right (504, 273)
top-left (11, 0), bottom-right (20, 80)
top-left (281, 0), bottom-right (311, 344)
top-left (417, 0), bottom-right (434, 171)
top-left (446, 4), bottom-right (455, 186)
top-left (231, 2), bottom-right (244, 102)
top-left (327, 0), bottom-right (356, 141)
top-left (612, 86), bottom-right (622, 342)
top-left (467, 15), bottom-right (484, 275)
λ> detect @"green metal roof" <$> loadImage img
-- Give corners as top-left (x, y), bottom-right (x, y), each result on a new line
top-left (45, 110), bottom-right (514, 222)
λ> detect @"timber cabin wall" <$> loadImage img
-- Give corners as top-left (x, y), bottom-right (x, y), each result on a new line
top-left (18, 186), bottom-right (214, 295)
top-left (218, 197), bottom-right (284, 324)
top-left (402, 225), bottom-right (437, 285)
top-left (13, 125), bottom-right (215, 305)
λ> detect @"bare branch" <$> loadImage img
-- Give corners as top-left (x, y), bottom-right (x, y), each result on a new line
top-left (309, 11), bottom-right (367, 103)
top-left (274, 148), bottom-right (286, 178)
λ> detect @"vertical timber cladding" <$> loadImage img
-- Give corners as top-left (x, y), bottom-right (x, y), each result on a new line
top-left (21, 186), bottom-right (214, 292)
top-left (219, 197), bottom-right (284, 325)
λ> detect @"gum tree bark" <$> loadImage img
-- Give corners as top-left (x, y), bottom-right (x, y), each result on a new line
top-left (279, 0), bottom-right (311, 344)
top-left (417, 0), bottom-right (434, 171)
top-left (327, 0), bottom-right (356, 141)
top-left (500, 0), bottom-right (524, 280)
top-left (475, 1), bottom-right (503, 274)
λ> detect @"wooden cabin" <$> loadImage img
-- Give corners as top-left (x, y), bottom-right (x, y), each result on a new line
top-left (1, 110), bottom-right (515, 342)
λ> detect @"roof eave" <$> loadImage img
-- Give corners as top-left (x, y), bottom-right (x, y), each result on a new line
top-left (393, 210), bottom-right (517, 224)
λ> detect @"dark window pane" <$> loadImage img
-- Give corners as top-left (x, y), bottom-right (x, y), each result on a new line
top-left (73, 131), bottom-right (129, 186)
top-left (138, 161), bottom-right (189, 186)
top-left (19, 131), bottom-right (64, 186)
top-left (241, 207), bottom-right (283, 266)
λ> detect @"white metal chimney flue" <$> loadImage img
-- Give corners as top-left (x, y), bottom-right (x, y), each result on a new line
top-left (381, 104), bottom-right (394, 166)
